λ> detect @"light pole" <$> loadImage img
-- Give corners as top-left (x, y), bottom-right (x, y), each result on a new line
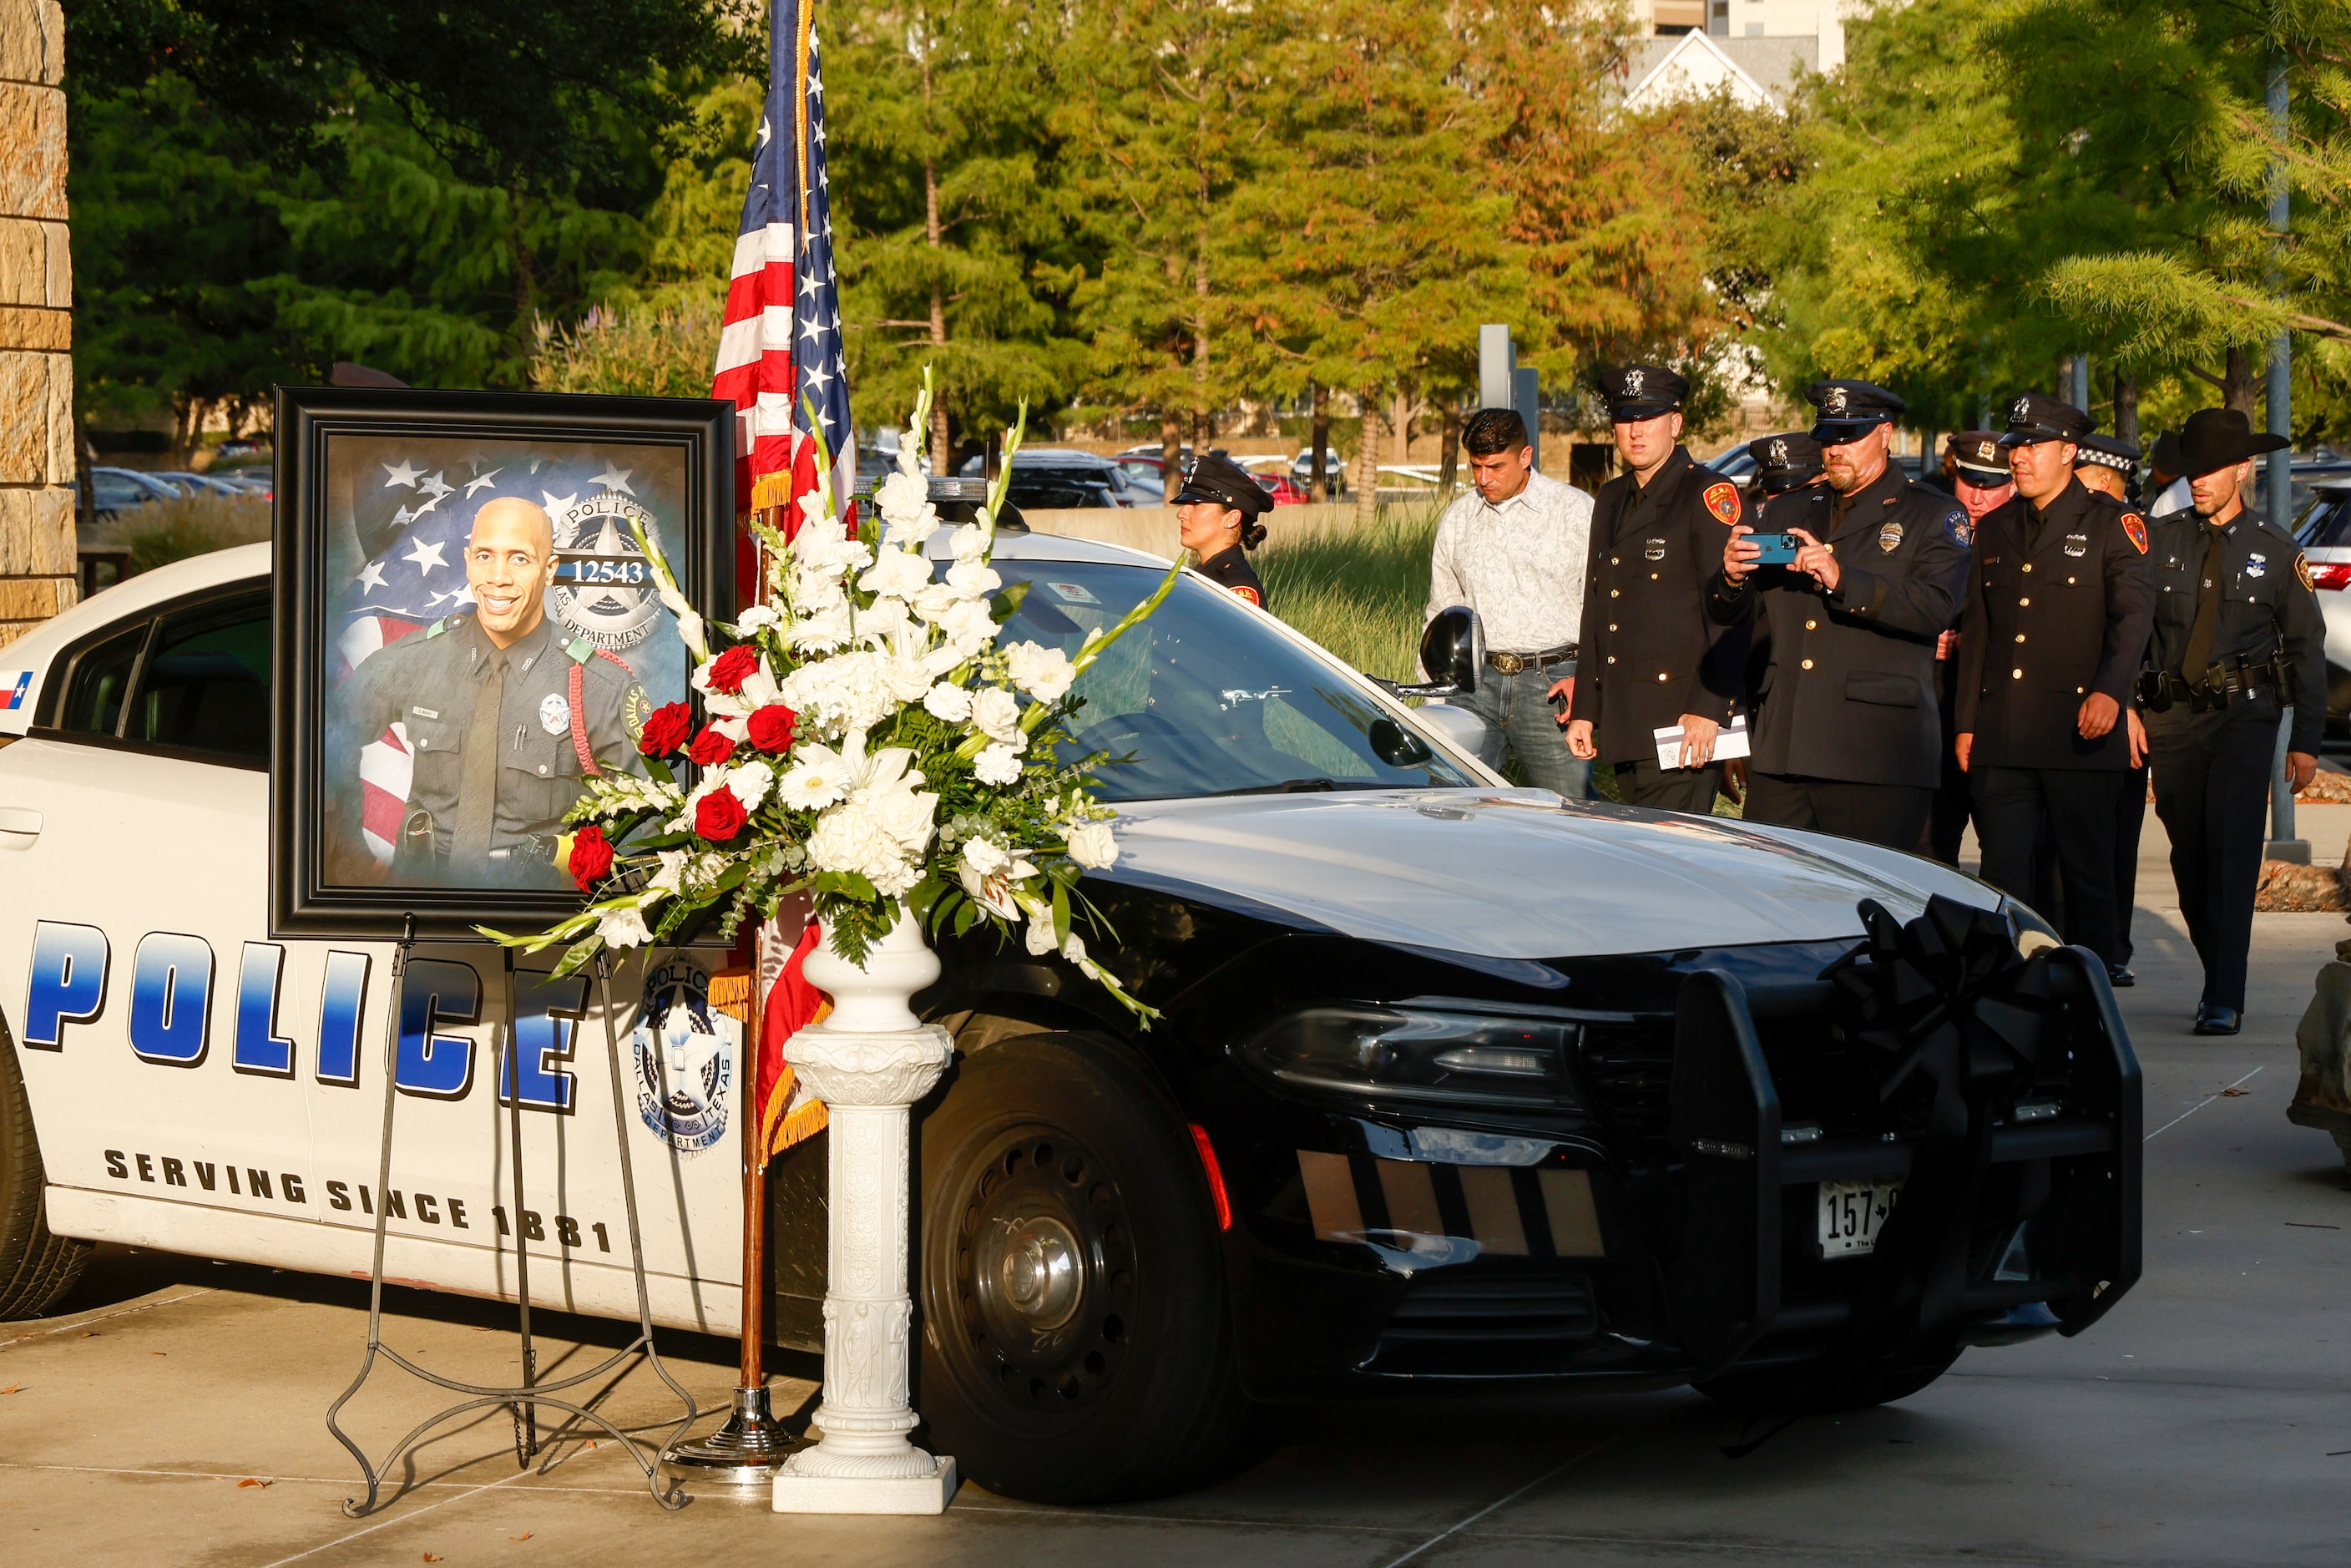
top-left (2265, 35), bottom-right (2307, 863)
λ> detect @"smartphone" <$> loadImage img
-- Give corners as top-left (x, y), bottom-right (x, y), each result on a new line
top-left (1750, 532), bottom-right (1802, 565)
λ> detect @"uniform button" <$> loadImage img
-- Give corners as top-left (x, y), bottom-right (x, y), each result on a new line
top-left (2075, 686), bottom-right (2085, 695)
top-left (1650, 572), bottom-right (1660, 580)
top-left (1657, 672), bottom-right (1670, 681)
top-left (2022, 564), bottom-right (2033, 574)
top-left (1606, 655), bottom-right (1616, 665)
top-left (1805, 619), bottom-right (1818, 630)
top-left (2067, 575), bottom-right (2077, 584)
top-left (1610, 557), bottom-right (1620, 566)
top-left (1610, 589), bottom-right (1620, 598)
top-left (1802, 658), bottom-right (1814, 670)
top-left (2015, 634), bottom-right (2025, 643)
top-left (1608, 624), bottom-right (1618, 632)
top-left (538, 764), bottom-right (549, 776)
top-left (2020, 597), bottom-right (2030, 606)
top-left (2012, 668), bottom-right (2024, 679)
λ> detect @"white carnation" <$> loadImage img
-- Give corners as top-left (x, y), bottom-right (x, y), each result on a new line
top-left (727, 759), bottom-right (776, 811)
top-left (1004, 641), bottom-right (1076, 703)
top-left (1065, 820), bottom-right (1117, 869)
top-left (968, 685), bottom-right (1023, 744)
top-left (923, 682), bottom-right (973, 722)
top-left (734, 604), bottom-right (781, 635)
top-left (974, 741), bottom-right (1024, 786)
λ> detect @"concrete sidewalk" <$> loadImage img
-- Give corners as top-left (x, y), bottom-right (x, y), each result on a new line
top-left (5, 839), bottom-right (2349, 1565)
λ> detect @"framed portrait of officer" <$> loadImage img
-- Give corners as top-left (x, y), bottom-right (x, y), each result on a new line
top-left (270, 386), bottom-right (733, 937)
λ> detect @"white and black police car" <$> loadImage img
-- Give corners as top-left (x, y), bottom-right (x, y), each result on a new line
top-left (0, 527), bottom-right (2139, 1503)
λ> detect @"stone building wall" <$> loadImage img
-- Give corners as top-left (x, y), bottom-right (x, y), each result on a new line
top-left (0, 0), bottom-right (73, 647)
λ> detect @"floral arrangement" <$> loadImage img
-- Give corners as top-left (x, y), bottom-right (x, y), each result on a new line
top-left (489, 372), bottom-right (1173, 1019)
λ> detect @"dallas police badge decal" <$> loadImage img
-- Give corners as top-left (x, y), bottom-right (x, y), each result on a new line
top-left (1702, 481), bottom-right (1741, 526)
top-left (553, 492), bottom-right (665, 653)
top-left (1878, 519), bottom-right (1905, 554)
top-left (2064, 533), bottom-right (2089, 559)
top-left (631, 960), bottom-right (737, 1155)
top-left (2121, 512), bottom-right (2149, 554)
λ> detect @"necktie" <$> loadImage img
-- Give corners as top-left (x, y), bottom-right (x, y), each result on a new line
top-left (1828, 486), bottom-right (1854, 539)
top-left (451, 645), bottom-right (508, 866)
top-left (2180, 523), bottom-right (2227, 685)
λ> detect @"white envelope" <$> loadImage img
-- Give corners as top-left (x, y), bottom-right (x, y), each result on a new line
top-left (1653, 714), bottom-right (1751, 770)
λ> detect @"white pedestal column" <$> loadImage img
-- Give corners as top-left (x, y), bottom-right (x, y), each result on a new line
top-left (772, 910), bottom-right (958, 1515)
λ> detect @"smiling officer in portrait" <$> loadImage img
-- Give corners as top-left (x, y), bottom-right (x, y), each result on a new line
top-left (336, 494), bottom-right (650, 888)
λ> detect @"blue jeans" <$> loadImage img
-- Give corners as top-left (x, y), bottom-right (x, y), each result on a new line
top-left (1464, 660), bottom-right (1592, 800)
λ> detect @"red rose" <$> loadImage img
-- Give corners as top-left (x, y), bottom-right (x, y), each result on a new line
top-left (746, 703), bottom-right (797, 755)
top-left (695, 788), bottom-right (748, 842)
top-left (687, 725), bottom-right (736, 766)
top-left (567, 824), bottom-right (614, 893)
top-left (704, 644), bottom-right (759, 695)
top-left (638, 701), bottom-right (693, 757)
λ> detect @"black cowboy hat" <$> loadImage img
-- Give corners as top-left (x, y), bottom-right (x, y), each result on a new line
top-left (2176, 407), bottom-right (2288, 478)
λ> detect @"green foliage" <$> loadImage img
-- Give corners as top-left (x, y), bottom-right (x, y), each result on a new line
top-left (529, 303), bottom-right (726, 398)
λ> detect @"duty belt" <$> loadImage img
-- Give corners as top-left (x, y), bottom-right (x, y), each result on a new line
top-left (2137, 657), bottom-right (2289, 714)
top-left (1486, 643), bottom-right (1577, 675)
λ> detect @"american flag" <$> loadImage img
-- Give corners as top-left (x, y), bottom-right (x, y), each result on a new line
top-left (710, 0), bottom-right (853, 1166)
top-left (711, 0), bottom-right (854, 546)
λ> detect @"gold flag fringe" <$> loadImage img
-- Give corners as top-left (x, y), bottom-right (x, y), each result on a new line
top-left (707, 968), bottom-right (830, 1166)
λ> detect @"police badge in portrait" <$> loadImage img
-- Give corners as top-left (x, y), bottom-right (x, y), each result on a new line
top-left (632, 959), bottom-right (741, 1155)
top-left (1703, 481), bottom-right (1741, 526)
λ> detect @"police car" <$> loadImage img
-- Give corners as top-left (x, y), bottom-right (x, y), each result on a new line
top-left (0, 530), bottom-right (2139, 1504)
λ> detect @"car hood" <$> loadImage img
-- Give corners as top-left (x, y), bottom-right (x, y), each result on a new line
top-left (1105, 789), bottom-right (2000, 961)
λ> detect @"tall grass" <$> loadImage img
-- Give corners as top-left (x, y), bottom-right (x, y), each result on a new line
top-left (1256, 503), bottom-right (1443, 683)
top-left (96, 495), bottom-right (273, 578)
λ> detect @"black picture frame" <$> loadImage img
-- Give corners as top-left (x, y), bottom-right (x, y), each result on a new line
top-left (270, 386), bottom-right (734, 938)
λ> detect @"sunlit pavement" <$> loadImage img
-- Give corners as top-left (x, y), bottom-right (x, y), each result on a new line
top-left (3, 809), bottom-right (2348, 1566)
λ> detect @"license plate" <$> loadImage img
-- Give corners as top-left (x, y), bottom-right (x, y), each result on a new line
top-left (1818, 1179), bottom-right (1901, 1257)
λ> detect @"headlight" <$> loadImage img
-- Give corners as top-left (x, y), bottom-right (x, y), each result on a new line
top-left (1237, 1003), bottom-right (1583, 1109)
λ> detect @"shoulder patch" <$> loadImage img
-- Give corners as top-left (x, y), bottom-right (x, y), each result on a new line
top-left (1702, 481), bottom-right (1741, 527)
top-left (1229, 584), bottom-right (1261, 607)
top-left (2298, 553), bottom-right (2315, 591)
top-left (2121, 512), bottom-right (2148, 554)
top-left (1944, 508), bottom-right (1972, 547)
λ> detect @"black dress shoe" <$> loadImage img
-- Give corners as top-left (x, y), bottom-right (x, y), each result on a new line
top-left (2106, 964), bottom-right (2136, 988)
top-left (2192, 1004), bottom-right (2242, 1036)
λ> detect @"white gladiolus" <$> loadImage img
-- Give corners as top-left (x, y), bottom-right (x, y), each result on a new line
top-left (1065, 819), bottom-right (1117, 869)
top-left (597, 903), bottom-right (655, 949)
top-left (791, 601), bottom-right (854, 653)
top-left (944, 558), bottom-right (1001, 597)
top-left (645, 847), bottom-right (692, 900)
top-left (968, 685), bottom-right (1023, 744)
top-left (1004, 640), bottom-right (1076, 702)
top-left (860, 546), bottom-right (931, 600)
top-left (923, 682), bottom-right (973, 722)
top-left (974, 741), bottom-right (1024, 786)
top-left (947, 524), bottom-right (986, 562)
top-left (939, 596), bottom-right (999, 650)
top-left (1060, 931), bottom-right (1087, 964)
top-left (1024, 911), bottom-right (1059, 956)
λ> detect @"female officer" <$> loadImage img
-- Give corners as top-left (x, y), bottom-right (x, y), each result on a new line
top-left (1172, 453), bottom-right (1272, 609)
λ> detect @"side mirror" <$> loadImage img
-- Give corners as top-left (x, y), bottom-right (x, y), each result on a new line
top-left (1373, 605), bottom-right (1483, 699)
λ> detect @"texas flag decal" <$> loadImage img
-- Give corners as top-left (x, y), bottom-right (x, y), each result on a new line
top-left (1, 672), bottom-right (30, 711)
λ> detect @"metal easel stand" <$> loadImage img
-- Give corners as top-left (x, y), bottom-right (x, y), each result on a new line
top-left (325, 928), bottom-right (700, 1515)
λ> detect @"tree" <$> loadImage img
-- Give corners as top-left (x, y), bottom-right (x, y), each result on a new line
top-left (828, 0), bottom-right (1084, 468)
top-left (1058, 0), bottom-right (1287, 477)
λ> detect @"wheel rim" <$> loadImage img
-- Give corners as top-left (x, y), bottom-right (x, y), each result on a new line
top-left (939, 1126), bottom-right (1136, 1422)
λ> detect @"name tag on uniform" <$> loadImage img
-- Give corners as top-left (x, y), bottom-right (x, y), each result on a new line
top-left (411, 706), bottom-right (440, 721)
top-left (1654, 715), bottom-right (1751, 770)
top-left (1643, 538), bottom-right (1667, 562)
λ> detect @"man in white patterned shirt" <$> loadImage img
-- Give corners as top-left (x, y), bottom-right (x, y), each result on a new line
top-left (1425, 408), bottom-right (1596, 798)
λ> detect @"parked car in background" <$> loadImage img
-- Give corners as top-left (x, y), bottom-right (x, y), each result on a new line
top-left (958, 448), bottom-right (1153, 508)
top-left (2288, 453), bottom-right (2351, 519)
top-left (152, 471), bottom-right (250, 499)
top-left (210, 469), bottom-right (275, 502)
top-left (1238, 456), bottom-right (1308, 506)
top-left (88, 467), bottom-right (180, 518)
top-left (2292, 479), bottom-right (2351, 736)
top-left (1288, 448), bottom-right (1347, 495)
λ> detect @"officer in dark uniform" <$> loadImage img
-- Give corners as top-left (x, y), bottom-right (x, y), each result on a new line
top-left (1172, 453), bottom-right (1271, 609)
top-left (1954, 394), bottom-right (2154, 979)
top-left (340, 496), bottom-right (650, 888)
top-left (1565, 364), bottom-right (1742, 813)
top-left (1744, 430), bottom-right (1823, 505)
top-left (2137, 407), bottom-right (2323, 1034)
top-left (2074, 432), bottom-right (2149, 981)
top-left (1709, 381), bottom-right (1970, 848)
top-left (1923, 434), bottom-right (2016, 862)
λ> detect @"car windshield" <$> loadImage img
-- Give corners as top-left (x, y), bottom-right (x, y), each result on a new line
top-left (992, 559), bottom-right (1477, 800)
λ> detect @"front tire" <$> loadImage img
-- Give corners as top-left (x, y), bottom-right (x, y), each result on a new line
top-left (917, 1030), bottom-right (1258, 1502)
top-left (0, 1015), bottom-right (90, 1319)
